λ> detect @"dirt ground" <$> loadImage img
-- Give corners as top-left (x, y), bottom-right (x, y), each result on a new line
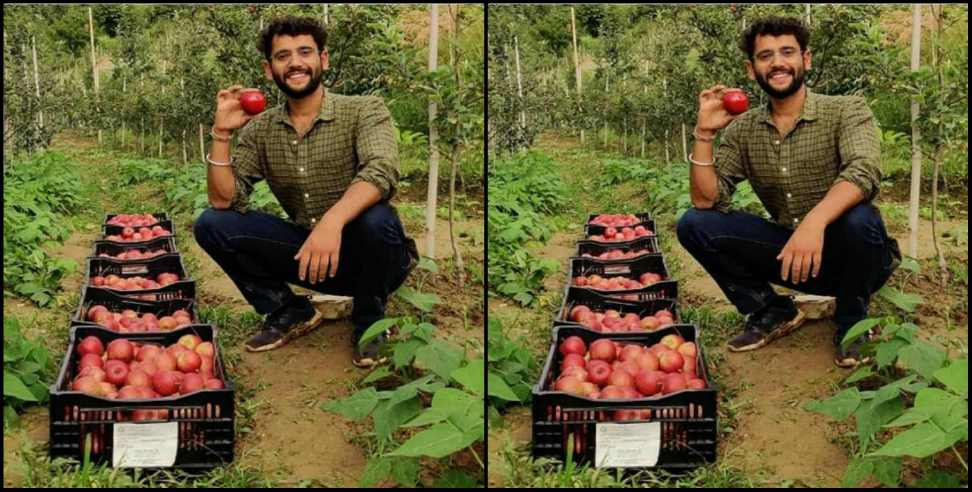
top-left (487, 132), bottom-right (968, 487)
top-left (3, 132), bottom-right (484, 486)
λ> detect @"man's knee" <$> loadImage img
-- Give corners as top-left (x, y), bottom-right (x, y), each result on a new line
top-left (677, 207), bottom-right (719, 247)
top-left (832, 204), bottom-right (884, 247)
top-left (352, 204), bottom-right (402, 246)
top-left (193, 208), bottom-right (235, 246)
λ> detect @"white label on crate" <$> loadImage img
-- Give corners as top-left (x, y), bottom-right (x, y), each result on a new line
top-left (603, 265), bottom-right (631, 275)
top-left (112, 422), bottom-right (179, 468)
top-left (594, 422), bottom-right (661, 468)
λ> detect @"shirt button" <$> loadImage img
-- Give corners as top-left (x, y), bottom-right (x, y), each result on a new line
top-left (304, 193), bottom-right (309, 198)
top-left (299, 167), bottom-right (305, 172)
top-left (292, 140), bottom-right (298, 145)
top-left (311, 218), bottom-right (316, 224)
top-left (782, 167), bottom-right (787, 172)
top-left (774, 140), bottom-right (780, 145)
top-left (787, 193), bottom-right (792, 198)
top-left (793, 218), bottom-right (799, 224)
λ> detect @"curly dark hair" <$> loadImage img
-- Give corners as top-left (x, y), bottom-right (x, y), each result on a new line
top-left (738, 16), bottom-right (810, 61)
top-left (258, 16), bottom-right (328, 61)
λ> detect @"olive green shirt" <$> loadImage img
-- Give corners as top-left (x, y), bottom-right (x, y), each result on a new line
top-left (712, 89), bottom-right (882, 228)
top-left (229, 90), bottom-right (399, 229)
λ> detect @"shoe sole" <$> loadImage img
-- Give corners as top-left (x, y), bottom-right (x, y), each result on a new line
top-left (245, 310), bottom-right (325, 353)
top-left (727, 308), bottom-right (807, 353)
top-left (351, 354), bottom-right (389, 369)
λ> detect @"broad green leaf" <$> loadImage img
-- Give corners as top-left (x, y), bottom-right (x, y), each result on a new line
top-left (450, 360), bottom-right (485, 396)
top-left (323, 387), bottom-right (380, 421)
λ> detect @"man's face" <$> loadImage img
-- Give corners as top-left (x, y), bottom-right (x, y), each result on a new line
top-left (264, 34), bottom-right (328, 100)
top-left (746, 34), bottom-right (811, 100)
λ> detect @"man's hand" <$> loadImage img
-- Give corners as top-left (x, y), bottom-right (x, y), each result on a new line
top-left (776, 219), bottom-right (825, 284)
top-left (294, 218), bottom-right (343, 284)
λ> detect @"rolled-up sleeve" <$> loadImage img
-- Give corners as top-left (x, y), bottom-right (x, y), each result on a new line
top-left (835, 96), bottom-right (882, 202)
top-left (228, 122), bottom-right (264, 214)
top-left (711, 121), bottom-right (747, 213)
top-left (351, 96), bottom-right (399, 201)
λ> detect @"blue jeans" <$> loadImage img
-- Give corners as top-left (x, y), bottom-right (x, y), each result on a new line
top-left (193, 203), bottom-right (415, 337)
top-left (676, 204), bottom-right (900, 330)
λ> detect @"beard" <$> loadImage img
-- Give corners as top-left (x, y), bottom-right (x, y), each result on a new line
top-left (272, 65), bottom-right (324, 100)
top-left (755, 65), bottom-right (806, 99)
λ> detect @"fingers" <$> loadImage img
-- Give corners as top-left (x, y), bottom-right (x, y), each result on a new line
top-left (799, 253), bottom-right (812, 283)
top-left (780, 251), bottom-right (792, 282)
top-left (789, 254), bottom-right (802, 284)
top-left (812, 251), bottom-right (823, 278)
top-left (309, 253), bottom-right (322, 284)
top-left (328, 251), bottom-right (339, 278)
top-left (296, 249), bottom-right (310, 282)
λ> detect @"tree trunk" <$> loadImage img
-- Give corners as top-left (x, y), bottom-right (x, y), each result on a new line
top-left (447, 4), bottom-right (464, 280)
top-left (199, 124), bottom-right (206, 164)
top-left (32, 35), bottom-right (43, 129)
top-left (425, 4), bottom-right (440, 259)
top-left (571, 7), bottom-right (584, 144)
top-left (514, 35), bottom-right (525, 129)
top-left (907, 4), bottom-right (922, 258)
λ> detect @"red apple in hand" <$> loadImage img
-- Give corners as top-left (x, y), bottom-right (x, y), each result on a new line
top-left (723, 90), bottom-right (749, 115)
top-left (240, 90), bottom-right (266, 115)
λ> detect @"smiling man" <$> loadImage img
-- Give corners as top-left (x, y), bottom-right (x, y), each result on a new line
top-left (677, 16), bottom-right (901, 367)
top-left (195, 16), bottom-right (418, 367)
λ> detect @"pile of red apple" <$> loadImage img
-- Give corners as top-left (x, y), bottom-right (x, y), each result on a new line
top-left (567, 305), bottom-right (676, 332)
top-left (581, 248), bottom-right (654, 260)
top-left (587, 225), bottom-right (654, 242)
top-left (573, 272), bottom-right (665, 291)
top-left (90, 272), bottom-right (181, 291)
top-left (71, 334), bottom-right (223, 399)
top-left (553, 334), bottom-right (705, 399)
top-left (84, 305), bottom-right (194, 332)
top-left (589, 214), bottom-right (643, 228)
top-left (107, 214), bottom-right (160, 228)
top-left (98, 248), bottom-right (169, 261)
top-left (105, 225), bottom-right (171, 243)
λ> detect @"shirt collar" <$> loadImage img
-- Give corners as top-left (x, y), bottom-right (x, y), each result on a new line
top-left (272, 87), bottom-right (335, 127)
top-left (760, 87), bottom-right (819, 126)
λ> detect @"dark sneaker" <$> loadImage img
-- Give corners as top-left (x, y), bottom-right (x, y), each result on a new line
top-left (245, 297), bottom-right (324, 352)
top-left (834, 327), bottom-right (874, 368)
top-left (727, 296), bottom-right (807, 352)
top-left (352, 332), bottom-right (389, 368)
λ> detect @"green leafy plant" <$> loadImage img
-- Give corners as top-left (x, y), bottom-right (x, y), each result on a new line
top-left (324, 317), bottom-right (484, 487)
top-left (487, 318), bottom-right (537, 426)
top-left (805, 316), bottom-right (968, 487)
top-left (4, 316), bottom-right (57, 427)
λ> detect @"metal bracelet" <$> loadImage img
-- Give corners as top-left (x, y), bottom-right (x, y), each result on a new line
top-left (693, 127), bottom-right (716, 142)
top-left (210, 126), bottom-right (232, 142)
top-left (687, 153), bottom-right (715, 167)
top-left (205, 153), bottom-right (233, 167)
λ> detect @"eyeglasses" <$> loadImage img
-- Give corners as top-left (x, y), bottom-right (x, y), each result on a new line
top-left (754, 47), bottom-right (802, 63)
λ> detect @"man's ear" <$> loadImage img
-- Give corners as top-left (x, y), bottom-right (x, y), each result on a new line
top-left (745, 59), bottom-right (756, 81)
top-left (262, 59), bottom-right (272, 81)
top-left (803, 48), bottom-right (812, 71)
top-left (320, 48), bottom-right (330, 71)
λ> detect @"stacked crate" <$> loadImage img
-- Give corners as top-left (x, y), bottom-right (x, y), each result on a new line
top-left (49, 213), bottom-right (235, 470)
top-left (532, 212), bottom-right (718, 471)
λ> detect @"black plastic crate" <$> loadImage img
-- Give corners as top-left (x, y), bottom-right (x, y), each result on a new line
top-left (85, 255), bottom-right (194, 301)
top-left (575, 236), bottom-right (661, 261)
top-left (50, 324), bottom-right (234, 469)
top-left (556, 289), bottom-right (679, 334)
top-left (532, 325), bottom-right (717, 471)
top-left (567, 255), bottom-right (678, 302)
top-left (585, 212), bottom-right (655, 237)
top-left (73, 286), bottom-right (200, 329)
top-left (103, 219), bottom-right (175, 241)
top-left (104, 212), bottom-right (169, 227)
top-left (91, 236), bottom-right (178, 261)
